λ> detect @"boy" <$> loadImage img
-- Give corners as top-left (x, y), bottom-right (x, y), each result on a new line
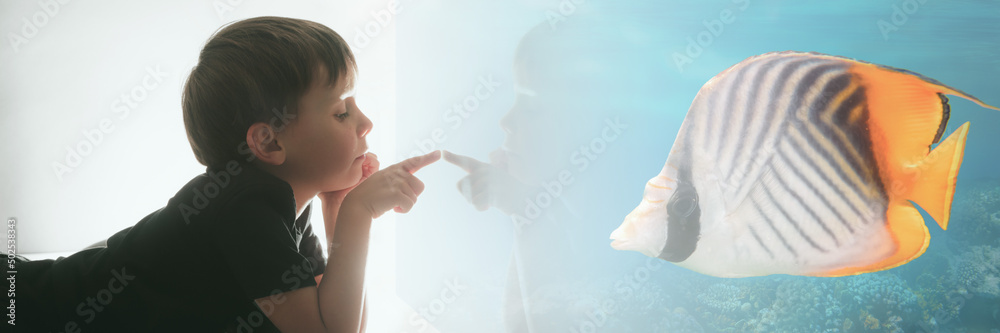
top-left (16, 16), bottom-right (439, 332)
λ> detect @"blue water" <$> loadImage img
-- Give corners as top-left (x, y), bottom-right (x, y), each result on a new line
top-left (393, 1), bottom-right (1000, 331)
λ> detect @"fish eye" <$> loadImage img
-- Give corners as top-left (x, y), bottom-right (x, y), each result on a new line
top-left (668, 187), bottom-right (698, 218)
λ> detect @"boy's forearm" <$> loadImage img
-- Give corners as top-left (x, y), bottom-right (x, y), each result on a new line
top-left (317, 201), bottom-right (372, 333)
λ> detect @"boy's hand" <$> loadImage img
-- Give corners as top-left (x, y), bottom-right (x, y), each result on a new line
top-left (342, 150), bottom-right (441, 219)
top-left (443, 150), bottom-right (535, 215)
top-left (319, 152), bottom-right (380, 204)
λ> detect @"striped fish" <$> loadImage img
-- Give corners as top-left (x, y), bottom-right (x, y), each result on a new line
top-left (609, 51), bottom-right (999, 277)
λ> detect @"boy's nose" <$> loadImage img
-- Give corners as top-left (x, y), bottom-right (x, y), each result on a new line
top-left (346, 97), bottom-right (373, 137)
top-left (357, 110), bottom-right (373, 137)
top-left (500, 106), bottom-right (520, 135)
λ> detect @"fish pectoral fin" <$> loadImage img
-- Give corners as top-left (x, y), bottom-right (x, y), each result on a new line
top-left (907, 121), bottom-right (970, 231)
top-left (818, 202), bottom-right (928, 277)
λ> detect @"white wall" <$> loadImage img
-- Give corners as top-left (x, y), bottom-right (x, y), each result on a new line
top-left (0, 0), bottom-right (405, 254)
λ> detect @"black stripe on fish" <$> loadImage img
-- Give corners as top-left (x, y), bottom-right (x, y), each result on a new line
top-left (933, 93), bottom-right (951, 145)
top-left (715, 61), bottom-right (753, 158)
top-left (761, 176), bottom-right (827, 253)
top-left (707, 60), bottom-right (753, 157)
top-left (718, 56), bottom-right (785, 173)
top-left (815, 79), bottom-right (887, 203)
top-left (730, 58), bottom-right (810, 160)
top-left (700, 66), bottom-right (727, 153)
top-left (831, 86), bottom-right (866, 125)
top-left (722, 56), bottom-right (799, 170)
top-left (779, 141), bottom-right (868, 228)
top-left (751, 195), bottom-right (798, 258)
top-left (744, 63), bottom-right (841, 179)
top-left (828, 86), bottom-right (872, 170)
top-left (699, 85), bottom-right (716, 152)
top-left (774, 151), bottom-right (856, 235)
top-left (788, 124), bottom-right (885, 223)
top-left (748, 225), bottom-right (775, 259)
top-left (769, 160), bottom-right (841, 247)
top-left (800, 73), bottom-right (881, 198)
top-left (658, 171), bottom-right (700, 263)
top-left (792, 113), bottom-right (875, 205)
top-left (722, 61), bottom-right (792, 183)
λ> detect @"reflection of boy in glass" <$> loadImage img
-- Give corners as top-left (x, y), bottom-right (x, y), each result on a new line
top-left (445, 15), bottom-right (678, 332)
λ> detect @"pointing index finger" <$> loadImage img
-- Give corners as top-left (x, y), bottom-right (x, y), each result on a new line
top-left (442, 150), bottom-right (485, 173)
top-left (401, 150), bottom-right (441, 174)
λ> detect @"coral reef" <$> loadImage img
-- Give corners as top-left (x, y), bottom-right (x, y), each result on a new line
top-left (839, 273), bottom-right (918, 317)
top-left (951, 178), bottom-right (1000, 244)
top-left (652, 307), bottom-right (705, 333)
top-left (679, 273), bottom-right (926, 332)
top-left (861, 310), bottom-right (880, 330)
top-left (696, 283), bottom-right (745, 313)
top-left (949, 245), bottom-right (1000, 299)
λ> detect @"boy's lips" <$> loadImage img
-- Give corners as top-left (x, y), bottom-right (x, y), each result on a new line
top-left (355, 146), bottom-right (368, 161)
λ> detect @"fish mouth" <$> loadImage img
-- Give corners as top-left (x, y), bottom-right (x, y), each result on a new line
top-left (609, 225), bottom-right (629, 250)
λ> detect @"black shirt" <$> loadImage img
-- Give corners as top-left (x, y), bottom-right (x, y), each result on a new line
top-left (16, 162), bottom-right (326, 332)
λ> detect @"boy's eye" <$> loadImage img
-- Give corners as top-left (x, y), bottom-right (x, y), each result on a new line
top-left (335, 111), bottom-right (349, 120)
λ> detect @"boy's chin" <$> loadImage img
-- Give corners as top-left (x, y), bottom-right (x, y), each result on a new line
top-left (323, 172), bottom-right (363, 192)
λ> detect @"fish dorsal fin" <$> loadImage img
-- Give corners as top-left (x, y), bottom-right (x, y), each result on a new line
top-left (812, 62), bottom-right (987, 277)
top-left (848, 61), bottom-right (985, 230)
top-left (850, 63), bottom-right (954, 173)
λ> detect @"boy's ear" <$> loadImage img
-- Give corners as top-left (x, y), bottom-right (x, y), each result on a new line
top-left (246, 122), bottom-right (286, 166)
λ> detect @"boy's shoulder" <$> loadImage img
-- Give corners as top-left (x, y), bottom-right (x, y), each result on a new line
top-left (171, 162), bottom-right (297, 227)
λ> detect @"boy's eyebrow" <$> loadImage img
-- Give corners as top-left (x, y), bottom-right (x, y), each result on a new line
top-left (340, 73), bottom-right (357, 99)
top-left (330, 99), bottom-right (346, 111)
top-left (338, 84), bottom-right (356, 100)
top-left (339, 90), bottom-right (355, 100)
top-left (323, 91), bottom-right (347, 111)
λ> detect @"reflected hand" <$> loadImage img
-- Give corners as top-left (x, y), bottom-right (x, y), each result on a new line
top-left (443, 150), bottom-right (535, 215)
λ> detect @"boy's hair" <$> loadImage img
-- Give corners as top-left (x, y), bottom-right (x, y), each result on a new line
top-left (182, 16), bottom-right (356, 169)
